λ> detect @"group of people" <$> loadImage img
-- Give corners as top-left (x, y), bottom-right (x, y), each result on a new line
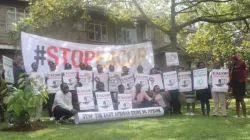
top-left (0, 53), bottom-right (248, 125)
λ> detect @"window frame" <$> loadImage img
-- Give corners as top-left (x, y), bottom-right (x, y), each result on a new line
top-left (88, 20), bottom-right (108, 42)
top-left (6, 7), bottom-right (27, 31)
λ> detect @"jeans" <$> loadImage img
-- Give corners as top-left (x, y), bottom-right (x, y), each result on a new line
top-left (48, 94), bottom-right (56, 117)
top-left (200, 99), bottom-right (210, 115)
top-left (53, 106), bottom-right (74, 121)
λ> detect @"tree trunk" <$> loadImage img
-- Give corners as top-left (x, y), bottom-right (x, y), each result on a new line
top-left (170, 0), bottom-right (177, 48)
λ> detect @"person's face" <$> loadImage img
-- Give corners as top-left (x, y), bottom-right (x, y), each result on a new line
top-left (232, 59), bottom-right (237, 65)
top-left (109, 65), bottom-right (115, 72)
top-left (14, 56), bottom-right (22, 65)
top-left (154, 86), bottom-right (160, 93)
top-left (80, 63), bottom-right (85, 70)
top-left (65, 64), bottom-right (72, 70)
top-left (32, 62), bottom-right (38, 71)
top-left (137, 66), bottom-right (143, 73)
top-left (198, 63), bottom-right (205, 69)
top-left (123, 67), bottom-right (129, 73)
top-left (98, 83), bottom-right (105, 91)
top-left (119, 86), bottom-right (125, 93)
top-left (135, 84), bottom-right (141, 92)
top-left (50, 63), bottom-right (56, 71)
top-left (62, 84), bottom-right (69, 94)
top-left (97, 65), bottom-right (103, 73)
top-left (213, 61), bottom-right (221, 69)
top-left (86, 65), bottom-right (93, 71)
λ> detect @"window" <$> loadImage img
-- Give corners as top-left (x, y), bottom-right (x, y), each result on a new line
top-left (143, 25), bottom-right (155, 40)
top-left (6, 7), bottom-right (28, 31)
top-left (121, 27), bottom-right (137, 44)
top-left (88, 21), bottom-right (108, 42)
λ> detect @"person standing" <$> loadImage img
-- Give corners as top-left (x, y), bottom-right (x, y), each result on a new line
top-left (209, 61), bottom-right (227, 117)
top-left (137, 65), bottom-right (144, 74)
top-left (121, 66), bottom-right (129, 76)
top-left (230, 55), bottom-right (247, 118)
top-left (196, 62), bottom-right (211, 116)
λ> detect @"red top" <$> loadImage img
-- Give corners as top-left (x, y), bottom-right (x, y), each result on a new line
top-left (229, 60), bottom-right (248, 87)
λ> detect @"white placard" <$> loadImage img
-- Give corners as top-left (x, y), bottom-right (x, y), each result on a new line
top-left (118, 94), bottom-right (132, 110)
top-left (62, 70), bottom-right (77, 90)
top-left (134, 73), bottom-right (149, 91)
top-left (163, 71), bottom-right (179, 91)
top-left (47, 72), bottom-right (62, 93)
top-left (211, 69), bottom-right (229, 92)
top-left (93, 73), bottom-right (109, 91)
top-left (120, 74), bottom-right (135, 93)
top-left (148, 74), bottom-right (164, 90)
top-left (30, 72), bottom-right (45, 85)
top-left (109, 72), bottom-right (121, 92)
top-left (74, 107), bottom-right (164, 124)
top-left (77, 87), bottom-right (95, 110)
top-left (165, 52), bottom-right (179, 66)
top-left (178, 71), bottom-right (192, 92)
top-left (193, 68), bottom-right (208, 90)
top-left (2, 56), bottom-right (14, 84)
top-left (79, 70), bottom-right (93, 89)
top-left (96, 92), bottom-right (114, 111)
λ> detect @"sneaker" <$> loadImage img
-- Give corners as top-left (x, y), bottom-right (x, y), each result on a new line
top-left (36, 119), bottom-right (45, 122)
top-left (55, 120), bottom-right (61, 125)
top-left (186, 112), bottom-right (190, 116)
top-left (190, 113), bottom-right (195, 116)
top-left (8, 123), bottom-right (14, 128)
top-left (241, 116), bottom-right (247, 119)
top-left (49, 117), bottom-right (55, 121)
top-left (233, 116), bottom-right (240, 118)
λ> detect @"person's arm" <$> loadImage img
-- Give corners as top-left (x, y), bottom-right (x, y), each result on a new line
top-left (132, 92), bottom-right (140, 104)
top-left (54, 91), bottom-right (72, 111)
top-left (143, 91), bottom-right (152, 101)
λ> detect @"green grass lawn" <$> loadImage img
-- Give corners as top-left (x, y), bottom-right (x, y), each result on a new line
top-left (1, 99), bottom-right (250, 140)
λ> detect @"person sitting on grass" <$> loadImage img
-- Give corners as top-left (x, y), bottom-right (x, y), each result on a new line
top-left (152, 85), bottom-right (170, 114)
top-left (132, 84), bottom-right (153, 108)
top-left (53, 83), bottom-right (77, 124)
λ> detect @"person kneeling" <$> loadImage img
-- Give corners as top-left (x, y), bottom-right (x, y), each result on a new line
top-left (132, 84), bottom-right (153, 108)
top-left (53, 83), bottom-right (77, 124)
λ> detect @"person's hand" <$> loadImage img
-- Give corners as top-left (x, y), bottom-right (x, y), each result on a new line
top-left (71, 109), bottom-right (77, 114)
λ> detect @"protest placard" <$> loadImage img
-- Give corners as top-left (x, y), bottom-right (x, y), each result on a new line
top-left (96, 92), bottom-right (114, 111)
top-left (109, 72), bottom-right (121, 92)
top-left (77, 87), bottom-right (95, 110)
top-left (134, 73), bottom-right (149, 91)
top-left (93, 73), bottom-right (109, 91)
top-left (47, 72), bottom-right (62, 93)
top-left (211, 69), bottom-right (229, 92)
top-left (178, 71), bottom-right (192, 92)
top-left (193, 68), bottom-right (208, 90)
top-left (118, 94), bottom-right (132, 110)
top-left (79, 70), bottom-right (93, 89)
top-left (165, 52), bottom-right (179, 66)
top-left (62, 70), bottom-right (77, 90)
top-left (163, 71), bottom-right (178, 91)
top-left (148, 74), bottom-right (164, 90)
top-left (120, 74), bottom-right (135, 93)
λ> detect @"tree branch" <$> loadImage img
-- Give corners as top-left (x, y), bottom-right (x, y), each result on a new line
top-left (176, 0), bottom-right (232, 6)
top-left (177, 15), bottom-right (250, 32)
top-left (132, 0), bottom-right (170, 35)
top-left (176, 2), bottom-right (201, 15)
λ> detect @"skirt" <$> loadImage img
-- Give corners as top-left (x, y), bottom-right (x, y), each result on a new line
top-left (232, 81), bottom-right (246, 97)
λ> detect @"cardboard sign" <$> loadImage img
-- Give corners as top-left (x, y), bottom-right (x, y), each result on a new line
top-left (2, 56), bottom-right (14, 84)
top-left (211, 69), bottom-right (229, 92)
top-left (163, 71), bottom-right (178, 91)
top-left (118, 94), bottom-right (132, 110)
top-left (96, 92), bottom-right (114, 111)
top-left (93, 73), bottom-right (109, 91)
top-left (74, 107), bottom-right (164, 124)
top-left (165, 52), bottom-right (179, 66)
top-left (47, 72), bottom-right (62, 93)
top-left (79, 70), bottom-right (93, 89)
top-left (109, 72), bottom-right (121, 92)
top-left (193, 68), bottom-right (208, 90)
top-left (148, 74), bottom-right (164, 90)
top-left (62, 70), bottom-right (77, 90)
top-left (134, 74), bottom-right (149, 91)
top-left (120, 74), bottom-right (135, 93)
top-left (178, 71), bottom-right (192, 92)
top-left (77, 87), bottom-right (95, 110)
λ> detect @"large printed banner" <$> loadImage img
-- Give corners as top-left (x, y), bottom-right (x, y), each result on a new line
top-left (21, 32), bottom-right (154, 74)
top-left (193, 68), bottom-right (208, 90)
top-left (74, 107), bottom-right (164, 124)
top-left (163, 71), bottom-right (178, 91)
top-left (178, 71), bottom-right (192, 92)
top-left (211, 69), bottom-right (229, 92)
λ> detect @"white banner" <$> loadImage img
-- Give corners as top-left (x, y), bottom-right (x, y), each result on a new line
top-left (2, 56), bottom-right (14, 84)
top-left (178, 71), bottom-right (192, 92)
top-left (163, 71), bottom-right (178, 91)
top-left (211, 69), bottom-right (229, 92)
top-left (21, 32), bottom-right (154, 74)
top-left (134, 74), bottom-right (149, 91)
top-left (118, 94), bottom-right (132, 110)
top-left (46, 72), bottom-right (62, 93)
top-left (120, 74), bottom-right (135, 93)
top-left (148, 74), bottom-right (164, 90)
top-left (165, 52), bottom-right (179, 66)
top-left (79, 70), bottom-right (93, 89)
top-left (193, 68), bottom-right (208, 90)
top-left (62, 70), bottom-right (77, 90)
top-left (109, 72), bottom-right (121, 92)
top-left (93, 73), bottom-right (109, 91)
top-left (96, 92), bottom-right (114, 111)
top-left (77, 87), bottom-right (95, 110)
top-left (74, 107), bottom-right (164, 124)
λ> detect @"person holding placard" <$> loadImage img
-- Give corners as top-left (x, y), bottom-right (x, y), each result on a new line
top-left (65, 63), bottom-right (72, 70)
top-left (132, 84), bottom-right (153, 108)
top-left (230, 55), bottom-right (247, 118)
top-left (137, 65), bottom-right (144, 74)
top-left (93, 82), bottom-right (106, 109)
top-left (109, 64), bottom-right (115, 72)
top-left (121, 66), bottom-right (129, 76)
top-left (79, 63), bottom-right (86, 70)
top-left (53, 83), bottom-right (77, 124)
top-left (152, 85), bottom-right (170, 114)
top-left (71, 82), bottom-right (83, 111)
top-left (86, 65), bottom-right (93, 71)
top-left (97, 64), bottom-right (104, 73)
top-left (195, 62), bottom-right (211, 116)
top-left (113, 84), bottom-right (126, 110)
top-left (209, 61), bottom-right (227, 117)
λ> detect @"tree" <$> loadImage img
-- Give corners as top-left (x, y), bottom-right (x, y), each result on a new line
top-left (12, 0), bottom-right (250, 49)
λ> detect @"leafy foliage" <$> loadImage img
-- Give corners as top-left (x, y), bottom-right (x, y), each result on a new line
top-left (2, 74), bottom-right (48, 127)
